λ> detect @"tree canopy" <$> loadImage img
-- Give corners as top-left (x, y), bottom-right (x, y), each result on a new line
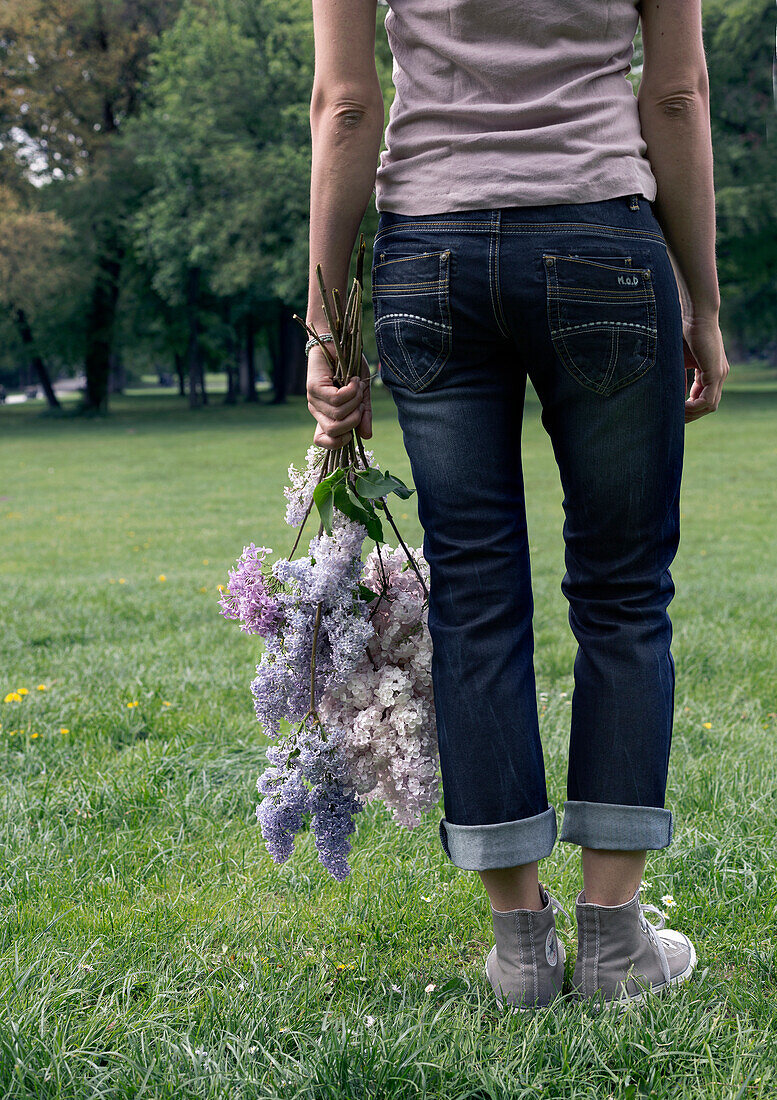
top-left (0, 0), bottom-right (774, 408)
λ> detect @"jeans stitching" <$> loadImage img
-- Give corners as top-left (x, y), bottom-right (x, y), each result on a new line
top-left (490, 214), bottom-right (511, 340)
top-left (376, 312), bottom-right (449, 329)
top-left (397, 318), bottom-right (428, 389)
top-left (545, 259), bottom-right (659, 395)
top-left (547, 290), bottom-right (654, 300)
top-left (375, 223), bottom-right (667, 245)
top-left (374, 251), bottom-right (450, 270)
top-left (374, 282), bottom-right (444, 291)
top-left (374, 254), bottom-right (452, 392)
top-left (550, 320), bottom-right (656, 335)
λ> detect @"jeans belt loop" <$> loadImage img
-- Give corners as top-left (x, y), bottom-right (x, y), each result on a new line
top-left (629, 194), bottom-right (641, 211)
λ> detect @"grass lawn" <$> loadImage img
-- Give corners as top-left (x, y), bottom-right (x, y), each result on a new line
top-left (0, 371), bottom-right (775, 1098)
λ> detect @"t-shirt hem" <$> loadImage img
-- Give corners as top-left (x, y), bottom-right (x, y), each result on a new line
top-left (374, 169), bottom-right (658, 217)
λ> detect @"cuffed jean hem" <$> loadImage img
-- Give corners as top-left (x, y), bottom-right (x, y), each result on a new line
top-left (438, 806), bottom-right (557, 871)
top-left (558, 800), bottom-right (673, 851)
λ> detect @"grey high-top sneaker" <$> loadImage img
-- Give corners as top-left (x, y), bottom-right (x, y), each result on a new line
top-left (485, 884), bottom-right (568, 1010)
top-left (572, 887), bottom-right (697, 1008)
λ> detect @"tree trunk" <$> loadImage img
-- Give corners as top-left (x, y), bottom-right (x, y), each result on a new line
top-left (108, 351), bottom-right (125, 394)
top-left (239, 316), bottom-right (258, 402)
top-left (186, 267), bottom-right (205, 409)
top-left (174, 351), bottom-right (186, 396)
top-left (224, 363), bottom-right (237, 404)
top-left (270, 300), bottom-right (307, 403)
top-left (83, 240), bottom-right (123, 412)
top-left (14, 308), bottom-right (61, 409)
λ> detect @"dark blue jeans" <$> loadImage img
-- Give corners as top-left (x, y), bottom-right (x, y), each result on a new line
top-left (371, 194), bottom-right (685, 871)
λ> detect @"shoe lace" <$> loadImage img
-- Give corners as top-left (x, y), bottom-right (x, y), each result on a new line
top-left (548, 893), bottom-right (571, 924)
top-left (639, 902), bottom-right (666, 931)
top-left (638, 900), bottom-right (670, 982)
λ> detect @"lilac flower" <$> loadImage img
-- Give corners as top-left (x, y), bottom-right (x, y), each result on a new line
top-left (307, 778), bottom-right (363, 881)
top-left (255, 770), bottom-right (309, 863)
top-left (223, 456), bottom-right (437, 881)
top-left (219, 544), bottom-right (283, 636)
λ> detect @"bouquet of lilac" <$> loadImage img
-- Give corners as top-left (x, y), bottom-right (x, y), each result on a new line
top-left (219, 238), bottom-right (439, 880)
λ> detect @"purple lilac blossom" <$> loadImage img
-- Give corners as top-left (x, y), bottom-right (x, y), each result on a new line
top-left (255, 770), bottom-right (309, 863)
top-left (219, 544), bottom-right (284, 636)
top-left (307, 778), bottom-right (363, 881)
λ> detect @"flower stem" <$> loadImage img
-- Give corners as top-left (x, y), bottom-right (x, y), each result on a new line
top-left (309, 600), bottom-right (323, 716)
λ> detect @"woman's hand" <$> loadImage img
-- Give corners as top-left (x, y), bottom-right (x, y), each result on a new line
top-left (306, 345), bottom-right (373, 449)
top-left (683, 316), bottom-right (730, 423)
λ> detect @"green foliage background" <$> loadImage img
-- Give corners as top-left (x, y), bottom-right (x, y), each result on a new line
top-left (0, 0), bottom-right (774, 400)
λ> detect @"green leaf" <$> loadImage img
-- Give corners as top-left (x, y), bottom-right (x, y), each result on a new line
top-left (332, 481), bottom-right (385, 543)
top-left (357, 584), bottom-right (380, 603)
top-left (354, 466), bottom-right (415, 501)
top-left (333, 481), bottom-right (371, 526)
top-left (312, 469), bottom-right (345, 535)
top-left (383, 469), bottom-right (415, 500)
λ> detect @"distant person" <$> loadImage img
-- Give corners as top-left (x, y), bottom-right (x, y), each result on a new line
top-left (0, 383), bottom-right (6, 405)
top-left (303, 0), bottom-right (729, 1010)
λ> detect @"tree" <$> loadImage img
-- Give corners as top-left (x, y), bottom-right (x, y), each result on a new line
top-left (703, 0), bottom-right (777, 359)
top-left (0, 181), bottom-right (71, 408)
top-left (0, 0), bottom-right (182, 410)
top-left (129, 0), bottom-right (319, 402)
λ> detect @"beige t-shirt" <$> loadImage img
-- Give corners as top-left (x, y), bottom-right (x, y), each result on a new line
top-left (374, 0), bottom-right (658, 215)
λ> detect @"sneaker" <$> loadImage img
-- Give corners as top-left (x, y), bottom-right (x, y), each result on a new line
top-left (485, 884), bottom-right (568, 1010)
top-left (572, 886), bottom-right (697, 1009)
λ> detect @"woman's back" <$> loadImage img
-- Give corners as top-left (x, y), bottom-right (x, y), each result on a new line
top-left (375, 0), bottom-right (656, 214)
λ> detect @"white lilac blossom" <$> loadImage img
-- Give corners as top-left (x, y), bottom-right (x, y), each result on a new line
top-left (221, 463), bottom-right (439, 880)
top-left (283, 444), bottom-right (375, 529)
top-left (319, 544), bottom-right (440, 829)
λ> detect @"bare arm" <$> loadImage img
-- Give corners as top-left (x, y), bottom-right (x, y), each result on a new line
top-left (305, 0), bottom-right (384, 448)
top-left (637, 0), bottom-right (729, 419)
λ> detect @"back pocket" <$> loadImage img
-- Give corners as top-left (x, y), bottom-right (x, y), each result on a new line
top-left (543, 253), bottom-right (657, 396)
top-left (372, 250), bottom-right (452, 392)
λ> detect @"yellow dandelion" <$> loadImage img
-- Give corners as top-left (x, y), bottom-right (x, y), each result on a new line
top-left (162, 701), bottom-right (171, 707)
top-left (109, 579), bottom-right (116, 584)
top-left (118, 578), bottom-right (126, 585)
top-left (158, 574), bottom-right (167, 582)
top-left (199, 586), bottom-right (208, 593)
top-left (60, 727), bottom-right (69, 734)
top-left (202, 558), bottom-right (209, 565)
top-left (127, 701), bottom-right (139, 708)
top-left (217, 584), bottom-right (225, 592)
top-left (37, 684), bottom-right (47, 691)
top-left (30, 732), bottom-right (40, 739)
top-left (9, 730), bottom-right (18, 736)
top-left (702, 721), bottom-right (712, 729)
top-left (4, 692), bottom-right (22, 703)
top-left (17, 688), bottom-right (29, 696)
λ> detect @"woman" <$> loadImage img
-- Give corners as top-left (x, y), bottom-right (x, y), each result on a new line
top-left (303, 0), bottom-right (729, 1010)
